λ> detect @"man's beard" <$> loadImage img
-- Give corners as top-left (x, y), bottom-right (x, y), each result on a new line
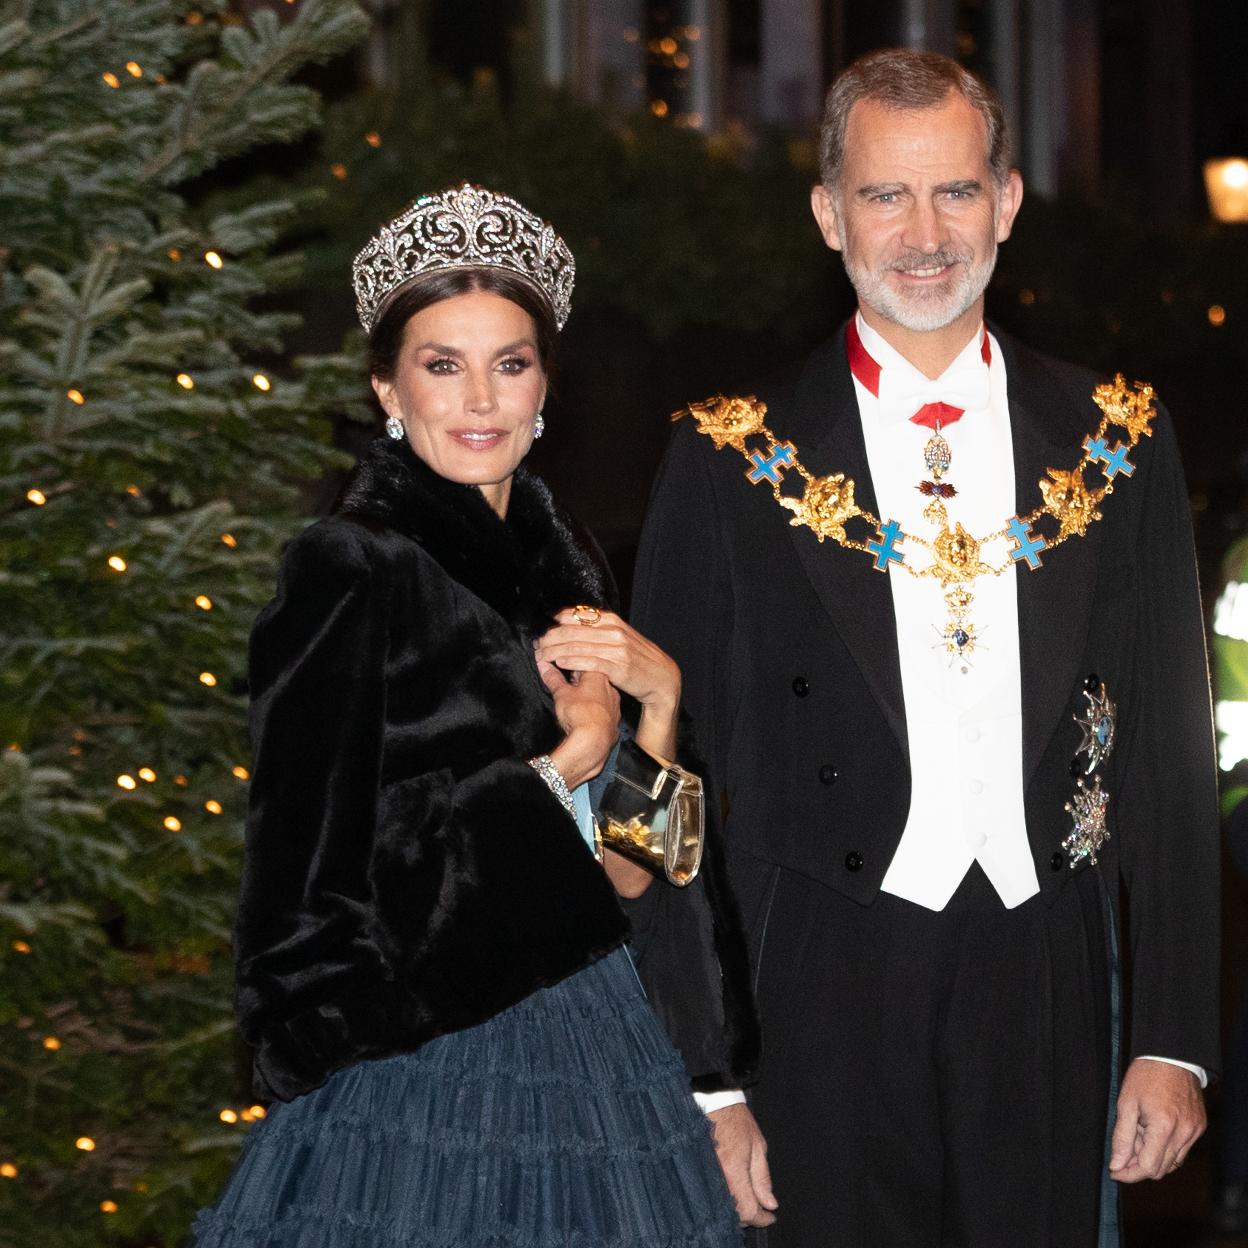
top-left (841, 237), bottom-right (997, 333)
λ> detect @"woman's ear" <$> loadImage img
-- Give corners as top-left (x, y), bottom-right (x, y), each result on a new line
top-left (371, 374), bottom-right (399, 419)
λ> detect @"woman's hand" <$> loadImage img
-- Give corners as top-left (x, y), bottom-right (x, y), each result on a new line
top-left (536, 609), bottom-right (681, 760)
top-left (537, 660), bottom-right (651, 898)
top-left (537, 660), bottom-right (619, 790)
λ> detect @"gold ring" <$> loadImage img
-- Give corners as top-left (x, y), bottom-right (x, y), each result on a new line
top-left (573, 604), bottom-right (602, 626)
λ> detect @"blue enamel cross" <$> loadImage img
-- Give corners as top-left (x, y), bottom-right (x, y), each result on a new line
top-left (746, 441), bottom-right (796, 485)
top-left (1084, 435), bottom-right (1135, 480)
top-left (867, 519), bottom-right (905, 571)
top-left (1007, 515), bottom-right (1046, 570)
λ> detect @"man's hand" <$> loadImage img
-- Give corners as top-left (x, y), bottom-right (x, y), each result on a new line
top-left (1109, 1058), bottom-right (1206, 1183)
top-left (707, 1103), bottom-right (778, 1227)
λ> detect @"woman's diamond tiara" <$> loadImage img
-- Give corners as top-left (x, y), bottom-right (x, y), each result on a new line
top-left (351, 184), bottom-right (575, 333)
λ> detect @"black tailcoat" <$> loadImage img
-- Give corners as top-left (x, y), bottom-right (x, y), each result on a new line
top-left (234, 437), bottom-right (758, 1102)
top-left (631, 324), bottom-right (1220, 1102)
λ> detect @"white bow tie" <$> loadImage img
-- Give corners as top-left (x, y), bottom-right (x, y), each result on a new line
top-left (876, 358), bottom-right (992, 426)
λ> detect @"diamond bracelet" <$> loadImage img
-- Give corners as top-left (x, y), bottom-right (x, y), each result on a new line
top-left (527, 754), bottom-right (576, 818)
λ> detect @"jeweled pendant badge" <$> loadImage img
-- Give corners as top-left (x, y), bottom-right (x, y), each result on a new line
top-left (923, 428), bottom-right (952, 479)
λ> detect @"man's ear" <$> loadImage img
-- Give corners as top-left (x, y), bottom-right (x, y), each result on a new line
top-left (810, 183), bottom-right (844, 253)
top-left (995, 169), bottom-right (1024, 243)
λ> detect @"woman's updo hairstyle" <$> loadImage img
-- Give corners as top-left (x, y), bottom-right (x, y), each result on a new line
top-left (368, 268), bottom-right (559, 384)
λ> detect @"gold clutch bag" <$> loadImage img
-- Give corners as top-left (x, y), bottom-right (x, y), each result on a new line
top-left (594, 738), bottom-right (704, 887)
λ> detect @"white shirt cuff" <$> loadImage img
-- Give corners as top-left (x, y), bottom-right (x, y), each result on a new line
top-left (1137, 1054), bottom-right (1208, 1088)
top-left (693, 1088), bottom-right (747, 1114)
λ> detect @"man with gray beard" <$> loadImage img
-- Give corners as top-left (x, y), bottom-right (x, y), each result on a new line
top-left (629, 48), bottom-right (1218, 1246)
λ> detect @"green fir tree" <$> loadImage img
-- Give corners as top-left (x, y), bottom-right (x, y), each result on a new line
top-left (0, 2), bottom-right (369, 1245)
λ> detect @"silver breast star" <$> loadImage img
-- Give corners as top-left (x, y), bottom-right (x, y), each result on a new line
top-left (1073, 681), bottom-right (1117, 775)
top-left (1062, 775), bottom-right (1111, 865)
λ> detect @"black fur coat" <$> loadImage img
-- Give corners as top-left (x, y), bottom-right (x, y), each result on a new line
top-left (235, 436), bottom-right (759, 1101)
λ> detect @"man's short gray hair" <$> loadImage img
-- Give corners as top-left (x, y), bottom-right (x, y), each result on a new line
top-left (819, 48), bottom-right (1010, 190)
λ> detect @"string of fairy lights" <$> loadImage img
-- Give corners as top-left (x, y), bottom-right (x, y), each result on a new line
top-left (2, 748), bottom-right (262, 1202)
top-left (3, 14), bottom-right (303, 1213)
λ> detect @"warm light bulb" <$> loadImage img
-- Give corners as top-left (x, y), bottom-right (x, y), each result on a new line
top-left (650, 100), bottom-right (669, 118)
top-left (1204, 158), bottom-right (1248, 222)
top-left (204, 799), bottom-right (223, 815)
top-left (330, 163), bottom-right (348, 180)
top-left (249, 1104), bottom-right (267, 1119)
top-left (12, 940), bottom-right (31, 954)
top-left (195, 595), bottom-right (213, 610)
top-left (0, 1163), bottom-right (16, 1179)
top-left (204, 250), bottom-right (223, 269)
top-left (232, 766), bottom-right (250, 781)
top-left (107, 555), bottom-right (127, 573)
top-left (221, 533), bottom-right (237, 548)
top-left (42, 1036), bottom-right (61, 1051)
top-left (26, 489), bottom-right (46, 505)
top-left (138, 768), bottom-right (156, 782)
top-left (163, 816), bottom-right (182, 832)
top-left (102, 71), bottom-right (120, 88)
top-left (365, 131), bottom-right (381, 147)
top-left (176, 373), bottom-right (194, 390)
top-left (167, 248), bottom-right (181, 262)
top-left (76, 1137), bottom-right (96, 1152)
top-left (1209, 304), bottom-right (1227, 327)
top-left (219, 1109), bottom-right (238, 1124)
top-left (125, 61), bottom-right (142, 77)
top-left (1224, 160), bottom-right (1248, 189)
top-left (100, 1200), bottom-right (118, 1213)
top-left (199, 671), bottom-right (217, 687)
top-left (126, 484), bottom-right (142, 497)
top-left (251, 373), bottom-right (271, 392)
top-left (174, 774), bottom-right (189, 787)
top-left (67, 388), bottom-right (85, 405)
top-left (116, 774), bottom-right (137, 790)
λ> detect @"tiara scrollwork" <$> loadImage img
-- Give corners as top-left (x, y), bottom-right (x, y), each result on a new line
top-left (351, 184), bottom-right (575, 333)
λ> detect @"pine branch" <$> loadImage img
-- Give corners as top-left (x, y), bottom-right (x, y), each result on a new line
top-left (141, 1), bottom-right (368, 185)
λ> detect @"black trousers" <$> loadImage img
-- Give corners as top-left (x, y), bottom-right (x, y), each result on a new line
top-left (747, 863), bottom-right (1112, 1248)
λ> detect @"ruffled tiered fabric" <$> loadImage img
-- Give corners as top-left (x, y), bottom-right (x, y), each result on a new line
top-left (193, 947), bottom-right (741, 1247)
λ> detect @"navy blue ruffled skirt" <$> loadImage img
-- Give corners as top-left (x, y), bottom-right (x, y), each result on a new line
top-left (192, 947), bottom-right (741, 1247)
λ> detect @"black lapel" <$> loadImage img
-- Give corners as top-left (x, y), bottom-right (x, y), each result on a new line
top-left (996, 331), bottom-right (1103, 786)
top-left (771, 326), bottom-right (909, 758)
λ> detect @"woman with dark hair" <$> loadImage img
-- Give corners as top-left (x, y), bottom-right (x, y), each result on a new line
top-left (191, 186), bottom-right (755, 1247)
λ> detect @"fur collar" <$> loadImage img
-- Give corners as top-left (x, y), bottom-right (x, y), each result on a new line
top-left (336, 436), bottom-right (607, 638)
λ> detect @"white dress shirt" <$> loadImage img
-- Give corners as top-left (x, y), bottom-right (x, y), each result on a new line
top-left (854, 314), bottom-right (1039, 912)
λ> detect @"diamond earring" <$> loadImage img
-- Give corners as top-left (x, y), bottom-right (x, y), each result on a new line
top-left (385, 415), bottom-right (404, 440)
top-left (533, 412), bottom-right (545, 440)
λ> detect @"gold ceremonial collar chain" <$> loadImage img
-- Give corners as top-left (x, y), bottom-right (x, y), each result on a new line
top-left (678, 375), bottom-right (1156, 664)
